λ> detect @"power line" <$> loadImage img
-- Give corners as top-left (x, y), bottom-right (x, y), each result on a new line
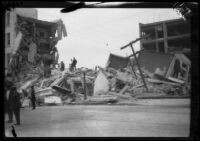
top-left (68, 32), bottom-right (107, 46)
top-left (65, 16), bottom-right (139, 43)
top-left (66, 9), bottom-right (152, 33)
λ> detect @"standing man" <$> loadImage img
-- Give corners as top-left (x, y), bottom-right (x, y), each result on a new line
top-left (12, 86), bottom-right (21, 125)
top-left (30, 86), bottom-right (36, 110)
top-left (60, 61), bottom-right (65, 71)
top-left (69, 58), bottom-right (74, 72)
top-left (72, 57), bottom-right (77, 71)
top-left (5, 73), bottom-right (14, 122)
top-left (6, 86), bottom-right (13, 123)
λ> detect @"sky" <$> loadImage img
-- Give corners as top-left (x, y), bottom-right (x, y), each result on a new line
top-left (36, 7), bottom-right (181, 69)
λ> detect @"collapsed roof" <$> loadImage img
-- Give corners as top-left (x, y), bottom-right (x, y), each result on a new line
top-left (106, 53), bottom-right (129, 69)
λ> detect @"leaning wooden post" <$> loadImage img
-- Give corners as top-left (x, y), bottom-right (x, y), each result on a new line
top-left (128, 58), bottom-right (137, 79)
top-left (130, 44), bottom-right (148, 92)
top-left (120, 35), bottom-right (149, 92)
top-left (83, 71), bottom-right (87, 100)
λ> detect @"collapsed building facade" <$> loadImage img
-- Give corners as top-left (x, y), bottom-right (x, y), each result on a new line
top-left (93, 18), bottom-right (191, 100)
top-left (5, 8), bottom-right (67, 81)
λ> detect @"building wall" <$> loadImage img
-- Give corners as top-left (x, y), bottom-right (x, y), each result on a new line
top-left (139, 18), bottom-right (191, 58)
top-left (5, 8), bottom-right (38, 73)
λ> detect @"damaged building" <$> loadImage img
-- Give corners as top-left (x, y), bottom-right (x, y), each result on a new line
top-left (139, 18), bottom-right (190, 59)
top-left (5, 8), bottom-right (38, 74)
top-left (5, 10), bottom-right (191, 106)
top-left (138, 18), bottom-right (191, 83)
top-left (5, 8), bottom-right (67, 80)
top-left (98, 18), bottom-right (191, 99)
top-left (137, 50), bottom-right (191, 83)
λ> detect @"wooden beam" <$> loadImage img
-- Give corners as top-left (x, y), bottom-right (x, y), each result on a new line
top-left (127, 49), bottom-right (144, 58)
top-left (130, 44), bottom-right (148, 92)
top-left (129, 58), bottom-right (137, 79)
top-left (163, 23), bottom-right (168, 53)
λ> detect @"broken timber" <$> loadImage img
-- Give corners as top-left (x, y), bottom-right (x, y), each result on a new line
top-left (120, 36), bottom-right (149, 92)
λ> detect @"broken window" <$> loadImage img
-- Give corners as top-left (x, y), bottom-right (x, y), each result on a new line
top-left (40, 31), bottom-right (45, 38)
top-left (141, 26), bottom-right (156, 40)
top-left (166, 21), bottom-right (190, 37)
top-left (143, 42), bottom-right (156, 51)
top-left (38, 43), bottom-right (51, 54)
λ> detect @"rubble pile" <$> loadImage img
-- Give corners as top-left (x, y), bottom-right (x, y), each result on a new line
top-left (5, 11), bottom-right (191, 107)
top-left (88, 63), bottom-right (190, 104)
top-left (15, 52), bottom-right (190, 106)
top-left (30, 68), bottom-right (98, 105)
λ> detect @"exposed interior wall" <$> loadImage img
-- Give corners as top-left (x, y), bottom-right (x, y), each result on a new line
top-left (137, 51), bottom-right (174, 77)
top-left (166, 54), bottom-right (190, 82)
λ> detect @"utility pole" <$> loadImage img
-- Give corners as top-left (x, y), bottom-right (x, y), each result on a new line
top-left (83, 71), bottom-right (87, 100)
top-left (120, 36), bottom-right (149, 92)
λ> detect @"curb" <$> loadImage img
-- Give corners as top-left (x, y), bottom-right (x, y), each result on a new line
top-left (136, 96), bottom-right (190, 99)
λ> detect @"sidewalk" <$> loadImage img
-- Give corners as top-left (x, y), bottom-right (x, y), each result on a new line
top-left (117, 98), bottom-right (190, 106)
top-left (65, 97), bottom-right (190, 107)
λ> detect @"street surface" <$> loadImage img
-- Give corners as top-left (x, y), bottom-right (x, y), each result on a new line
top-left (5, 99), bottom-right (190, 137)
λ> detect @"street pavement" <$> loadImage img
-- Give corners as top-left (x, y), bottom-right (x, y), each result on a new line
top-left (4, 99), bottom-right (190, 137)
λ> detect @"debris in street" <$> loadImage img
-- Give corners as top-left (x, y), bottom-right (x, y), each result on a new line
top-left (5, 12), bottom-right (190, 106)
top-left (93, 69), bottom-right (110, 95)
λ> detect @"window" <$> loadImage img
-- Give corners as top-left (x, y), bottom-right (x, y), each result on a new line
top-left (7, 54), bottom-right (11, 65)
top-left (156, 25), bottom-right (164, 38)
top-left (6, 12), bottom-right (10, 26)
top-left (158, 41), bottom-right (165, 53)
top-left (6, 33), bottom-right (10, 46)
top-left (40, 32), bottom-right (45, 38)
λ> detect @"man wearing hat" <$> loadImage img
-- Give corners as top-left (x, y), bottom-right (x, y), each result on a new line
top-left (8, 86), bottom-right (21, 125)
top-left (30, 85), bottom-right (36, 110)
top-left (12, 86), bottom-right (21, 125)
top-left (6, 85), bottom-right (14, 123)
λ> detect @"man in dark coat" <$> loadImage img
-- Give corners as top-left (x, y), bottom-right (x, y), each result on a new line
top-left (6, 87), bottom-right (13, 123)
top-left (30, 86), bottom-right (36, 110)
top-left (71, 57), bottom-right (77, 71)
top-left (5, 73), bottom-right (14, 122)
top-left (60, 61), bottom-right (65, 71)
top-left (73, 57), bottom-right (77, 71)
top-left (11, 86), bottom-right (21, 125)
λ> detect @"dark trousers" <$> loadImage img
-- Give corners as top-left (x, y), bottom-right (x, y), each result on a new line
top-left (31, 99), bottom-right (36, 109)
top-left (13, 108), bottom-right (20, 124)
top-left (8, 109), bottom-right (13, 122)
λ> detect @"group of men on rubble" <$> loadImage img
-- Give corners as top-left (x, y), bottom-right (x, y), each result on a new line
top-left (5, 74), bottom-right (37, 126)
top-left (69, 57), bottom-right (77, 72)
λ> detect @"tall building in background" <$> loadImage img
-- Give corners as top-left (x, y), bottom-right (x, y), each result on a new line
top-left (5, 8), bottom-right (38, 73)
top-left (139, 18), bottom-right (191, 59)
